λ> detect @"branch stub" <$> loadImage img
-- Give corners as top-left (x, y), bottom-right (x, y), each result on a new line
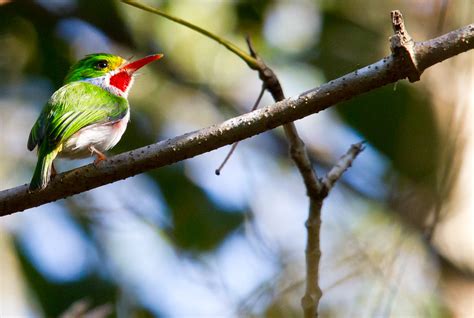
top-left (389, 10), bottom-right (421, 82)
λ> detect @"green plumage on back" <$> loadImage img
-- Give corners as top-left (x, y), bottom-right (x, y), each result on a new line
top-left (28, 82), bottom-right (128, 152)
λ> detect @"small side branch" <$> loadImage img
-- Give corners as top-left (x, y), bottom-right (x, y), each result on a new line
top-left (121, 0), bottom-right (259, 69)
top-left (215, 85), bottom-right (265, 175)
top-left (321, 142), bottom-right (366, 196)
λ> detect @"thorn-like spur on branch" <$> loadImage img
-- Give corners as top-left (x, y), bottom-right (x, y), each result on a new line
top-left (245, 36), bottom-right (285, 101)
top-left (389, 10), bottom-right (474, 82)
top-left (389, 10), bottom-right (420, 82)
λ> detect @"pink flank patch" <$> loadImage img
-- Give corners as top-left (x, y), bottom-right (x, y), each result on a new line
top-left (113, 118), bottom-right (125, 129)
top-left (109, 71), bottom-right (132, 92)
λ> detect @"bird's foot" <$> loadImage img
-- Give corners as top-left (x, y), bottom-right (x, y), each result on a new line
top-left (89, 146), bottom-right (107, 167)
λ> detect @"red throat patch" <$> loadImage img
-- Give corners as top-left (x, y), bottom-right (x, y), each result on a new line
top-left (109, 71), bottom-right (132, 93)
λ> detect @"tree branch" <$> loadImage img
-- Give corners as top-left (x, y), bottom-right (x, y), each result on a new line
top-left (301, 142), bottom-right (365, 317)
top-left (0, 20), bottom-right (472, 218)
top-left (301, 199), bottom-right (323, 318)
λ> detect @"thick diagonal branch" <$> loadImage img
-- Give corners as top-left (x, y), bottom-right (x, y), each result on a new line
top-left (0, 23), bottom-right (472, 216)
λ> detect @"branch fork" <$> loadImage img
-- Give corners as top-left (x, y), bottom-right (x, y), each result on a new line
top-left (301, 142), bottom-right (365, 318)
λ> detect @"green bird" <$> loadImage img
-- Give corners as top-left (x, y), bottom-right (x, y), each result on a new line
top-left (28, 53), bottom-right (163, 191)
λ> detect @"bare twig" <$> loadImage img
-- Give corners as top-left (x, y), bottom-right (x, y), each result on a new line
top-left (321, 142), bottom-right (366, 196)
top-left (214, 142), bottom-right (239, 176)
top-left (244, 34), bottom-right (323, 206)
top-left (122, 0), bottom-right (323, 198)
top-left (301, 199), bottom-right (323, 318)
top-left (120, 0), bottom-right (259, 70)
top-left (215, 84), bottom-right (265, 175)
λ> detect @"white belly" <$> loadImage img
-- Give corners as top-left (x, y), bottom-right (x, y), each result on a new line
top-left (59, 110), bottom-right (130, 159)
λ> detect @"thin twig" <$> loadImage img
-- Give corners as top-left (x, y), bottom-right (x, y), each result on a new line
top-left (120, 0), bottom-right (259, 70)
top-left (321, 142), bottom-right (366, 195)
top-left (214, 142), bottom-right (239, 176)
top-left (215, 85), bottom-right (265, 175)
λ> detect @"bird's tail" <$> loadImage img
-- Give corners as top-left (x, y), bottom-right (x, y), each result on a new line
top-left (29, 147), bottom-right (58, 192)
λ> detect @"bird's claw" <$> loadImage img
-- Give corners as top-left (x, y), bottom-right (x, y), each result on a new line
top-left (89, 147), bottom-right (107, 167)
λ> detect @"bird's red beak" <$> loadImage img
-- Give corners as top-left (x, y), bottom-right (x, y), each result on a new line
top-left (121, 54), bottom-right (164, 74)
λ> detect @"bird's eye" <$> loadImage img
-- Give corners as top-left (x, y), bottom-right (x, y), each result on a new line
top-left (95, 60), bottom-right (108, 69)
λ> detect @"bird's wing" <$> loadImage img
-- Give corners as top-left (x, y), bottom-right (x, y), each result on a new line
top-left (28, 82), bottom-right (128, 151)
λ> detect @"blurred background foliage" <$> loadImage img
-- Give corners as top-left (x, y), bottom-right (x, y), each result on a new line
top-left (0, 0), bottom-right (473, 317)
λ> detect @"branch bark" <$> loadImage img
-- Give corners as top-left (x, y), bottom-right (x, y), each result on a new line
top-left (0, 21), bottom-right (472, 217)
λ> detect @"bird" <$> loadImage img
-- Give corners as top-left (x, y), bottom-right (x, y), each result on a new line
top-left (27, 53), bottom-right (163, 191)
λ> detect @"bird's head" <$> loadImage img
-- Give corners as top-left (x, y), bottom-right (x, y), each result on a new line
top-left (64, 53), bottom-right (163, 97)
